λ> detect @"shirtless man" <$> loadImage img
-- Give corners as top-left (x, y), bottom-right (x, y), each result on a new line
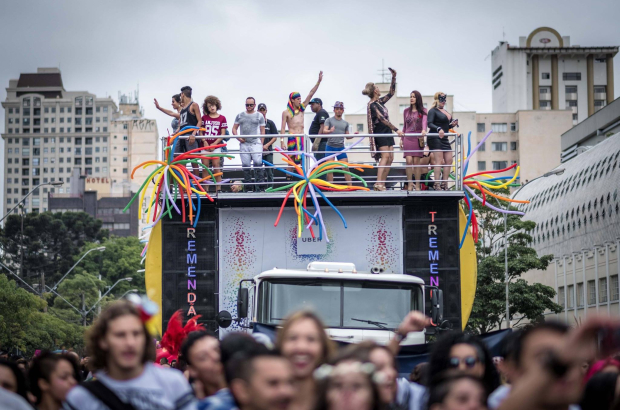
top-left (280, 71), bottom-right (323, 164)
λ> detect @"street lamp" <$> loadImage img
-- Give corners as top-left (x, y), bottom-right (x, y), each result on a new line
top-left (501, 167), bottom-right (565, 329)
top-left (50, 246), bottom-right (106, 292)
top-left (119, 289), bottom-right (139, 299)
top-left (85, 277), bottom-right (133, 319)
top-left (0, 181), bottom-right (64, 225)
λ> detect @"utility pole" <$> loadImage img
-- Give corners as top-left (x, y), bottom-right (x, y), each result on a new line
top-left (20, 205), bottom-right (24, 277)
top-left (81, 293), bottom-right (87, 326)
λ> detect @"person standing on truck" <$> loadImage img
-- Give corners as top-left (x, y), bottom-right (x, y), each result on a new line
top-left (258, 103), bottom-right (278, 189)
top-left (201, 95), bottom-right (228, 191)
top-left (322, 101), bottom-right (353, 186)
top-left (233, 97), bottom-right (266, 191)
top-left (308, 98), bottom-right (329, 161)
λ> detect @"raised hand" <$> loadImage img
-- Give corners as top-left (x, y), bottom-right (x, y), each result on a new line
top-left (154, 98), bottom-right (160, 109)
top-left (397, 311), bottom-right (431, 335)
top-left (388, 67), bottom-right (397, 77)
top-left (318, 71), bottom-right (323, 83)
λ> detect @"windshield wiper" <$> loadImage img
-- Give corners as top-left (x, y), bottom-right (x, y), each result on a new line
top-left (350, 318), bottom-right (389, 330)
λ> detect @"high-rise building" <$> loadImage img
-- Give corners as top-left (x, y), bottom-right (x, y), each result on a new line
top-left (1, 68), bottom-right (158, 233)
top-left (492, 27), bottom-right (618, 125)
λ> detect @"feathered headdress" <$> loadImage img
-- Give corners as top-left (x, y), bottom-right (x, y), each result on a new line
top-left (287, 92), bottom-right (305, 117)
top-left (157, 310), bottom-right (205, 362)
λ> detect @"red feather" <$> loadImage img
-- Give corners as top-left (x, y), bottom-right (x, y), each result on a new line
top-left (159, 310), bottom-right (206, 361)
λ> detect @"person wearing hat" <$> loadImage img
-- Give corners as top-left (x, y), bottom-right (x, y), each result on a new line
top-left (258, 103), bottom-right (278, 189)
top-left (322, 101), bottom-right (353, 186)
top-left (308, 97), bottom-right (330, 161)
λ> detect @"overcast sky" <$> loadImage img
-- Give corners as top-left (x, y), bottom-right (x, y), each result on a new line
top-left (1, 0), bottom-right (619, 214)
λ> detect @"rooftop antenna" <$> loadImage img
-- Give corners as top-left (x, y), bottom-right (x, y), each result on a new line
top-left (377, 59), bottom-right (390, 83)
top-left (502, 26), bottom-right (505, 42)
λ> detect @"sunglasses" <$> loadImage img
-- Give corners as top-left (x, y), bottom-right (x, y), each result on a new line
top-left (448, 356), bottom-right (478, 369)
top-left (246, 104), bottom-right (255, 107)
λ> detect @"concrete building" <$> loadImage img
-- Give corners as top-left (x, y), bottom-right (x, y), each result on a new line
top-left (492, 27), bottom-right (618, 125)
top-left (1, 68), bottom-right (158, 233)
top-left (48, 168), bottom-right (139, 237)
top-left (505, 103), bottom-right (620, 324)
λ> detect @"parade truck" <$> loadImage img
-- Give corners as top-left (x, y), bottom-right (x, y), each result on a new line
top-left (214, 262), bottom-right (443, 345)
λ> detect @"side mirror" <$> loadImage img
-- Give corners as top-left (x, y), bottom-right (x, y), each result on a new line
top-left (431, 289), bottom-right (444, 325)
top-left (237, 287), bottom-right (249, 318)
top-left (216, 310), bottom-right (232, 328)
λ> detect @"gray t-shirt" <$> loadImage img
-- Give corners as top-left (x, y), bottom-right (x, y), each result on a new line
top-left (234, 111), bottom-right (265, 143)
top-left (63, 363), bottom-right (196, 410)
top-left (324, 117), bottom-right (350, 148)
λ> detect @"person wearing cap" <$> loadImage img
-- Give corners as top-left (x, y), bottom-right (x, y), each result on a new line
top-left (322, 101), bottom-right (353, 187)
top-left (258, 103), bottom-right (278, 189)
top-left (308, 97), bottom-right (330, 161)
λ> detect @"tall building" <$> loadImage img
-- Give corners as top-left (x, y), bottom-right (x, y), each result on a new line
top-left (1, 68), bottom-right (158, 233)
top-left (492, 27), bottom-right (618, 124)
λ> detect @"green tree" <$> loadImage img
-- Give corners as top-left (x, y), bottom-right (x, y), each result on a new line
top-left (0, 211), bottom-right (108, 289)
top-left (0, 274), bottom-right (84, 354)
top-left (465, 188), bottom-right (562, 334)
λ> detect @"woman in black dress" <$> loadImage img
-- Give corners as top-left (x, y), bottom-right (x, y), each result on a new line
top-left (427, 92), bottom-right (458, 190)
top-left (363, 67), bottom-right (404, 191)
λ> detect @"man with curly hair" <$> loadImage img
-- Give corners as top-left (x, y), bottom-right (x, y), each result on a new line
top-left (201, 95), bottom-right (228, 191)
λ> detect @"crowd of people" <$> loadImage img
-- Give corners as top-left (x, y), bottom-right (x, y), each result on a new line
top-left (1, 300), bottom-right (618, 410)
top-left (153, 69), bottom-right (459, 193)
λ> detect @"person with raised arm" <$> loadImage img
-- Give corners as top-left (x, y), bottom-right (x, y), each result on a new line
top-left (362, 67), bottom-right (404, 191)
top-left (280, 71), bottom-right (323, 166)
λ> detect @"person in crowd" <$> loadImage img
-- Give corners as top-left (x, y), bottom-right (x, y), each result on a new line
top-left (0, 386), bottom-right (33, 410)
top-left (487, 331), bottom-right (519, 409)
top-left (584, 357), bottom-right (620, 382)
top-left (314, 346), bottom-right (384, 410)
top-left (399, 90), bottom-right (428, 191)
top-left (427, 332), bottom-right (500, 398)
top-left (0, 358), bottom-right (30, 403)
top-left (29, 351), bottom-right (79, 410)
top-left (362, 67), bottom-right (404, 191)
top-left (276, 311), bottom-right (335, 410)
top-left (180, 331), bottom-right (226, 404)
top-left (280, 71), bottom-right (324, 166)
top-left (427, 374), bottom-right (488, 410)
top-left (154, 93), bottom-right (183, 134)
top-left (233, 97), bottom-right (266, 192)
top-left (258, 103), bottom-right (278, 189)
top-left (308, 98), bottom-right (329, 161)
top-left (178, 86), bottom-right (204, 175)
top-left (63, 301), bottom-right (195, 410)
top-left (427, 92), bottom-right (457, 191)
top-left (581, 372), bottom-right (619, 410)
top-left (15, 358), bottom-right (29, 376)
top-left (409, 363), bottom-right (428, 386)
top-left (226, 348), bottom-right (295, 410)
top-left (201, 96), bottom-right (228, 191)
top-left (322, 101), bottom-right (353, 186)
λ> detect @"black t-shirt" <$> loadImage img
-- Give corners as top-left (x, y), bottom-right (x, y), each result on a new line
top-left (263, 118), bottom-right (278, 151)
top-left (309, 108), bottom-right (329, 140)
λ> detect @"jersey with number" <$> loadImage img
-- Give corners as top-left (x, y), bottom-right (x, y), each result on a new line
top-left (201, 115), bottom-right (228, 146)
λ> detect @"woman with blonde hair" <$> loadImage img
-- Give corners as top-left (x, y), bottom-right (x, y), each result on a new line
top-left (362, 67), bottom-right (404, 191)
top-left (427, 92), bottom-right (458, 190)
top-left (276, 311), bottom-right (336, 410)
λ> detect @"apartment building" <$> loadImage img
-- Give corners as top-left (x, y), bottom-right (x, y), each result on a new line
top-left (492, 27), bottom-right (617, 124)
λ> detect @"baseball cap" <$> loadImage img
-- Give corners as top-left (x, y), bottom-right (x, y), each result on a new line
top-left (257, 103), bottom-right (267, 111)
top-left (309, 98), bottom-right (323, 105)
top-left (333, 101), bottom-right (345, 109)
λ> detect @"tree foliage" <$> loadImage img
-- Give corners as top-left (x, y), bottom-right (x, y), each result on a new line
top-left (465, 188), bottom-right (562, 334)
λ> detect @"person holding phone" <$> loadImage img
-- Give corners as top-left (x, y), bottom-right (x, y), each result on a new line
top-left (427, 92), bottom-right (457, 191)
top-left (400, 90), bottom-right (428, 191)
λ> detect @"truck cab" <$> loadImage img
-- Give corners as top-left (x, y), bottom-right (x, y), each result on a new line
top-left (217, 262), bottom-right (443, 345)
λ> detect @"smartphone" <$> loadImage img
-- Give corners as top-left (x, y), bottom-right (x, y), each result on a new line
top-left (598, 327), bottom-right (620, 353)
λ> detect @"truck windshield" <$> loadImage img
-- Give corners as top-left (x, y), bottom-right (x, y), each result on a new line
top-left (257, 279), bottom-right (423, 329)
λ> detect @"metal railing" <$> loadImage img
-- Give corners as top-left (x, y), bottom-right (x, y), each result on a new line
top-left (159, 132), bottom-right (463, 193)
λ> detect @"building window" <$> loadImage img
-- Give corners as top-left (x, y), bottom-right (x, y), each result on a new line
top-left (356, 124), bottom-right (364, 132)
top-left (477, 123), bottom-right (485, 132)
top-left (510, 123), bottom-right (516, 132)
top-left (491, 142), bottom-right (507, 152)
top-left (123, 135), bottom-right (128, 141)
top-left (122, 168), bottom-right (128, 174)
top-left (563, 72), bottom-right (582, 81)
top-left (491, 123), bottom-right (507, 133)
top-left (567, 285), bottom-right (574, 308)
top-left (123, 124), bottom-right (128, 130)
top-left (611, 275), bottom-right (619, 302)
top-left (492, 161), bottom-right (508, 170)
top-left (594, 100), bottom-right (606, 111)
top-left (75, 97), bottom-right (82, 107)
top-left (477, 161), bottom-right (486, 171)
top-left (599, 278), bottom-right (608, 303)
top-left (558, 286), bottom-right (565, 308)
top-left (577, 283), bottom-right (584, 307)
top-left (542, 73), bottom-right (550, 79)
top-left (510, 142), bottom-right (518, 151)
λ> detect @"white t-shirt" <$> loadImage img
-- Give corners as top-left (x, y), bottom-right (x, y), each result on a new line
top-left (63, 363), bottom-right (196, 410)
top-left (395, 377), bottom-right (427, 410)
top-left (0, 387), bottom-right (33, 410)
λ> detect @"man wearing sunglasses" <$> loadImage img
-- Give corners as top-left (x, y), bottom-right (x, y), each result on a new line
top-left (233, 97), bottom-right (266, 191)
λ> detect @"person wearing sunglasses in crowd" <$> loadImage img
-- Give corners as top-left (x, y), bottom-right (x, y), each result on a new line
top-left (233, 97), bottom-right (266, 192)
top-left (427, 92), bottom-right (457, 191)
top-left (427, 332), bottom-right (501, 399)
top-left (399, 90), bottom-right (428, 191)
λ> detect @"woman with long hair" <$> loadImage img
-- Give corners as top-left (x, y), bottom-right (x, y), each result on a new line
top-left (400, 90), bottom-right (428, 191)
top-left (29, 351), bottom-right (80, 410)
top-left (276, 311), bottom-right (336, 410)
top-left (363, 67), bottom-right (404, 191)
top-left (427, 92), bottom-right (458, 190)
top-left (427, 332), bottom-right (500, 397)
